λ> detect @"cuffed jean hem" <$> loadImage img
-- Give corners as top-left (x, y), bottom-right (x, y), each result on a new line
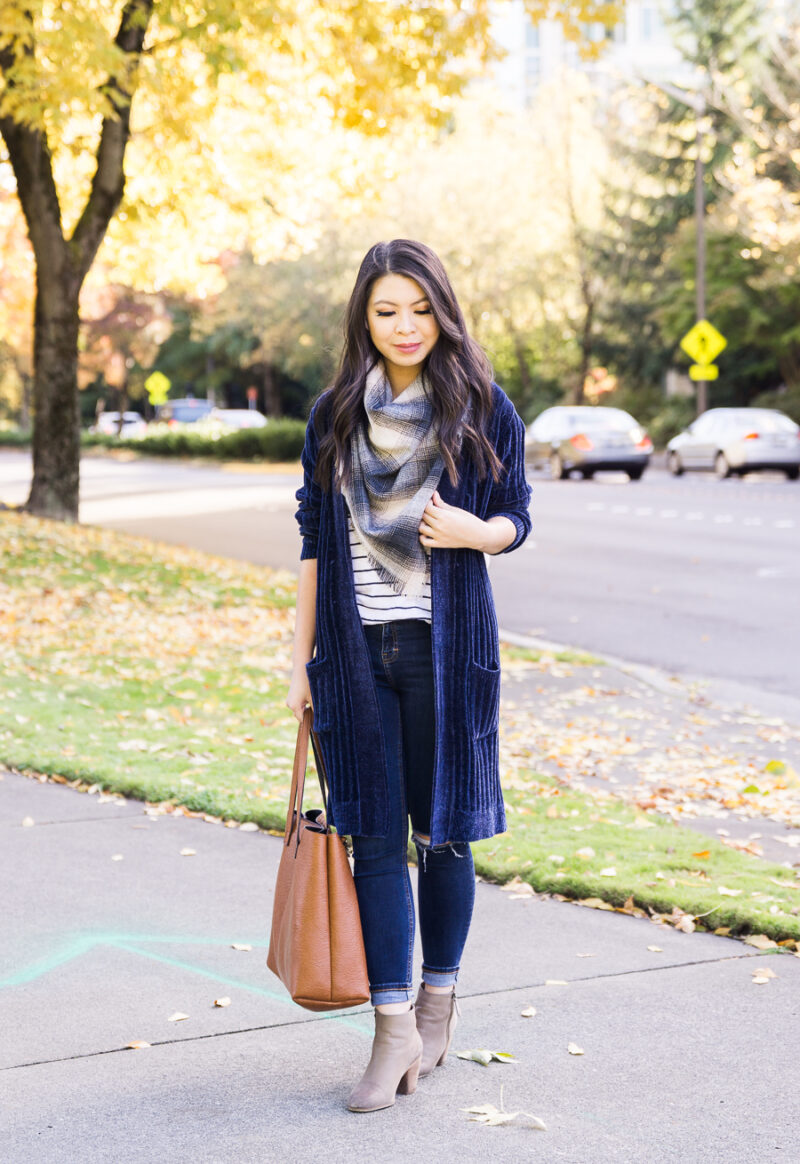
top-left (421, 967), bottom-right (459, 988)
top-left (371, 986), bottom-right (415, 1007)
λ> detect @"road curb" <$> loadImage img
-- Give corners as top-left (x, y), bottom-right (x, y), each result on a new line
top-left (499, 627), bottom-right (800, 725)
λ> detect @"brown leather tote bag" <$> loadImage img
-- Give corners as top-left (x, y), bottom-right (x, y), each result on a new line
top-left (267, 708), bottom-right (370, 1011)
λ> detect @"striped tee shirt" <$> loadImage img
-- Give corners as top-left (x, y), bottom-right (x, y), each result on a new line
top-left (346, 511), bottom-right (432, 625)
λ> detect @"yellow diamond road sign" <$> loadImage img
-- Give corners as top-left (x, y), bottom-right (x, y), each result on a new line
top-left (680, 320), bottom-right (727, 365)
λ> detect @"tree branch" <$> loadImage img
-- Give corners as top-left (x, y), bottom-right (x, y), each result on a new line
top-left (70, 0), bottom-right (154, 278)
top-left (0, 19), bottom-right (66, 281)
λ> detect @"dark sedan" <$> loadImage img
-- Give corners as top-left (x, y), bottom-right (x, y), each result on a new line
top-left (526, 406), bottom-right (653, 481)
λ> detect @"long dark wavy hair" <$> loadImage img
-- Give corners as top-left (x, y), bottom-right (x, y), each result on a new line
top-left (314, 239), bottom-right (503, 491)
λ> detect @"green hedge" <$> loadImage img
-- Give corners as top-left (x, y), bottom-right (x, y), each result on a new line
top-left (2, 420), bottom-right (307, 462)
top-left (0, 428), bottom-right (32, 448)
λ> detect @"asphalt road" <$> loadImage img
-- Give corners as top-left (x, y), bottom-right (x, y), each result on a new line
top-left (2, 450), bottom-right (797, 699)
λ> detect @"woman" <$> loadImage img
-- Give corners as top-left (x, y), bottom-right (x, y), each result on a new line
top-left (287, 239), bottom-right (531, 1113)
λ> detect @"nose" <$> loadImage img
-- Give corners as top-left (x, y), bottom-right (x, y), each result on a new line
top-left (394, 310), bottom-right (417, 336)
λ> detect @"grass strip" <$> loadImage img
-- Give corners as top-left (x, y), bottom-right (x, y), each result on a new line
top-left (1, 512), bottom-right (798, 942)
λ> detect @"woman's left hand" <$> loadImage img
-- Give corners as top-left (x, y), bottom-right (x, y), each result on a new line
top-left (418, 490), bottom-right (489, 551)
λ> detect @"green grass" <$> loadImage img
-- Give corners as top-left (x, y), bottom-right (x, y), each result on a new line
top-left (501, 644), bottom-right (603, 667)
top-left (473, 777), bottom-right (800, 942)
top-left (2, 512), bottom-right (799, 942)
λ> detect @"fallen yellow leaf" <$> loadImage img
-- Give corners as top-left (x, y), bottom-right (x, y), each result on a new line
top-left (567, 1043), bottom-right (584, 1055)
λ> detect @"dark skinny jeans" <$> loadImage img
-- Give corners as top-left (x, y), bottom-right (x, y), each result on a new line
top-left (352, 619), bottom-right (476, 1006)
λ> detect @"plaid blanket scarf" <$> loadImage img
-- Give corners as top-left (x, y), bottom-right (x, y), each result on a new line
top-left (343, 361), bottom-right (444, 597)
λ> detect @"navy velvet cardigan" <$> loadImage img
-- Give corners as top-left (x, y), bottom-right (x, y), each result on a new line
top-left (295, 383), bottom-right (532, 845)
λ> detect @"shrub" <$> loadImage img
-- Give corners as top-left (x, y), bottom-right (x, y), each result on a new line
top-left (647, 398), bottom-right (696, 448)
top-left (751, 386), bottom-right (800, 425)
top-left (0, 428), bottom-right (32, 447)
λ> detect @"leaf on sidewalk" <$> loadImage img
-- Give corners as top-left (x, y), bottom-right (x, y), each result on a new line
top-left (167, 1012), bottom-right (189, 1022)
top-left (520, 1006), bottom-right (537, 1018)
top-left (179, 847), bottom-right (196, 856)
top-left (647, 945), bottom-right (663, 952)
top-left (21, 816), bottom-right (35, 827)
top-left (213, 997), bottom-right (231, 1007)
top-left (456, 1049), bottom-right (517, 1066)
top-left (744, 934), bottom-right (778, 950)
top-left (567, 1043), bottom-right (584, 1055)
top-left (231, 943), bottom-right (252, 951)
top-left (126, 1040), bottom-right (151, 1049)
top-left (462, 1103), bottom-right (546, 1131)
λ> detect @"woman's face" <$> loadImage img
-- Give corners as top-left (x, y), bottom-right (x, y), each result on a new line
top-left (366, 273), bottom-right (440, 387)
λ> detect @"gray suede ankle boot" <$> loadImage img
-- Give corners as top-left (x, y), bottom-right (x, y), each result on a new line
top-left (414, 984), bottom-right (459, 1076)
top-left (347, 1007), bottom-right (423, 1113)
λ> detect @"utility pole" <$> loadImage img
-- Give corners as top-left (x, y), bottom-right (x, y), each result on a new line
top-left (639, 76), bottom-right (709, 414)
top-left (694, 88), bottom-right (708, 414)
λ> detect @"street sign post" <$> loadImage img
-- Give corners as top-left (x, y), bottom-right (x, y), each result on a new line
top-left (679, 321), bottom-right (726, 411)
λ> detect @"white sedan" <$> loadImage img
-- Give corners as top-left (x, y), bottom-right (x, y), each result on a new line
top-left (667, 408), bottom-right (799, 480)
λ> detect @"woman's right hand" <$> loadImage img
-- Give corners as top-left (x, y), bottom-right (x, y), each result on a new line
top-left (286, 668), bottom-right (313, 724)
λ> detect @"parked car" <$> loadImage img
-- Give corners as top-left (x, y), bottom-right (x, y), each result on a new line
top-left (666, 408), bottom-right (800, 479)
top-left (207, 408), bottom-right (268, 430)
top-left (526, 406), bottom-right (653, 480)
top-left (155, 398), bottom-right (214, 426)
top-left (90, 411), bottom-right (147, 439)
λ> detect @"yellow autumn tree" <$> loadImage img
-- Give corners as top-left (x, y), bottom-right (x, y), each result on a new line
top-left (0, 0), bottom-right (620, 519)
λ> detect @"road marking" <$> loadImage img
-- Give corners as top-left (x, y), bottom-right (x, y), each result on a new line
top-left (713, 515), bottom-right (734, 523)
top-left (686, 512), bottom-right (704, 520)
top-left (611, 505), bottom-right (629, 514)
top-left (773, 519), bottom-right (795, 529)
top-left (659, 509), bottom-right (678, 518)
top-left (634, 507), bottom-right (653, 516)
top-left (756, 567), bottom-right (783, 578)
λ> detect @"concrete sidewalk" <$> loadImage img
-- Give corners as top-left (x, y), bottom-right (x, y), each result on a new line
top-left (2, 769), bottom-right (798, 1163)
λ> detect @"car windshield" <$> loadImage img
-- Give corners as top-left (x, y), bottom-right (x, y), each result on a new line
top-left (563, 409), bottom-right (636, 432)
top-left (713, 410), bottom-right (797, 434)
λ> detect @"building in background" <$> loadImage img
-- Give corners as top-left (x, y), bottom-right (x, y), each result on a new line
top-left (488, 1), bottom-right (698, 107)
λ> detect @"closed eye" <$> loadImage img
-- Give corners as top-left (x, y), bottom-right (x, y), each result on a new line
top-left (375, 309), bottom-right (433, 317)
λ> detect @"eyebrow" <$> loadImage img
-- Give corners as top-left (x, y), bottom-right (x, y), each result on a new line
top-left (372, 296), bottom-right (430, 307)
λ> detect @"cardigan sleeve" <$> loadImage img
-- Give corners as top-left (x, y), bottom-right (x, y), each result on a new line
top-left (294, 400), bottom-right (325, 560)
top-left (484, 389), bottom-right (532, 554)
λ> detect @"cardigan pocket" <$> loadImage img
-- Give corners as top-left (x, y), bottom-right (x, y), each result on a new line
top-left (469, 660), bottom-right (501, 739)
top-left (306, 656), bottom-right (335, 732)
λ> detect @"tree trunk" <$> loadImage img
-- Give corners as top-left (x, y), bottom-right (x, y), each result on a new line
top-left (1, 0), bottom-right (154, 521)
top-left (263, 363), bottom-right (281, 417)
top-left (27, 276), bottom-right (82, 519)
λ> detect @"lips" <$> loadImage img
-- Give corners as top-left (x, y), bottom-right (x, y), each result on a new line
top-left (395, 343), bottom-right (421, 353)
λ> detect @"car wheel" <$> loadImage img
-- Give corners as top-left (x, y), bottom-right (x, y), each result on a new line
top-left (785, 466), bottom-right (799, 481)
top-left (549, 453), bottom-right (568, 481)
top-left (581, 468), bottom-right (594, 480)
top-left (667, 452), bottom-right (683, 476)
top-left (627, 467), bottom-right (644, 481)
top-left (714, 452), bottom-right (731, 479)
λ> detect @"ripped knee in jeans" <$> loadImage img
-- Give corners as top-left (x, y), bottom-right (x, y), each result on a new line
top-left (411, 831), bottom-right (469, 872)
